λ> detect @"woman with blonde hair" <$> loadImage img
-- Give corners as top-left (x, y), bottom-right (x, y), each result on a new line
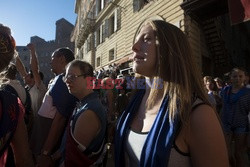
top-left (115, 19), bottom-right (229, 167)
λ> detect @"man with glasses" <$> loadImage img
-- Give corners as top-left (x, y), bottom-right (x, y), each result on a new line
top-left (30, 48), bottom-right (77, 166)
top-left (61, 60), bottom-right (107, 166)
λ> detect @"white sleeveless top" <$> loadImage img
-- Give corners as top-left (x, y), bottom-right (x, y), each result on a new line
top-left (124, 99), bottom-right (206, 166)
top-left (125, 129), bottom-right (192, 167)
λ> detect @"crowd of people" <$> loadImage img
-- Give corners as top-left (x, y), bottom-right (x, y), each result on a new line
top-left (0, 18), bottom-right (249, 167)
top-left (203, 70), bottom-right (250, 167)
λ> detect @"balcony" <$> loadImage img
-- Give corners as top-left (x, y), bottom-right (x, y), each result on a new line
top-left (76, 17), bottom-right (95, 48)
top-left (180, 0), bottom-right (228, 22)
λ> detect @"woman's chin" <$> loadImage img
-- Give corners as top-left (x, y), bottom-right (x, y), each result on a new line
top-left (133, 65), bottom-right (142, 75)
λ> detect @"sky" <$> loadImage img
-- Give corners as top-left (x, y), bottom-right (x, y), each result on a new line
top-left (0, 0), bottom-right (77, 46)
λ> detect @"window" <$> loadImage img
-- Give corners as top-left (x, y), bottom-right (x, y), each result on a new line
top-left (97, 8), bottom-right (121, 43)
top-left (97, 57), bottom-right (101, 67)
top-left (87, 37), bottom-right (91, 52)
top-left (109, 14), bottom-right (115, 35)
top-left (96, 0), bottom-right (101, 15)
top-left (108, 8), bottom-right (121, 36)
top-left (96, 0), bottom-right (106, 15)
top-left (96, 28), bottom-right (101, 46)
top-left (109, 49), bottom-right (115, 61)
top-left (133, 0), bottom-right (150, 12)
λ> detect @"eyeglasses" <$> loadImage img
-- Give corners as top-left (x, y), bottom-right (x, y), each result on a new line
top-left (63, 74), bottom-right (85, 82)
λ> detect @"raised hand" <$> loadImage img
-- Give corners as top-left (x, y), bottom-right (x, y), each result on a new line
top-left (26, 43), bottom-right (35, 53)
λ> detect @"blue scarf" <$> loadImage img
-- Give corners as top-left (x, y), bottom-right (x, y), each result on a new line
top-left (115, 90), bottom-right (179, 167)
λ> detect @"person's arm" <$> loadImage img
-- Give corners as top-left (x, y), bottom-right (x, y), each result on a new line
top-left (73, 109), bottom-right (101, 148)
top-left (27, 43), bottom-right (41, 87)
top-left (36, 111), bottom-right (67, 167)
top-left (11, 118), bottom-right (34, 167)
top-left (41, 111), bottom-right (66, 155)
top-left (189, 104), bottom-right (229, 167)
top-left (15, 52), bottom-right (28, 78)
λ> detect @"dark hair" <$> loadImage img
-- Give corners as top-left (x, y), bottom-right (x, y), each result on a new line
top-left (54, 47), bottom-right (74, 63)
top-left (230, 67), bottom-right (246, 76)
top-left (5, 63), bottom-right (17, 80)
top-left (0, 32), bottom-right (15, 72)
top-left (68, 60), bottom-right (94, 77)
top-left (0, 24), bottom-right (11, 35)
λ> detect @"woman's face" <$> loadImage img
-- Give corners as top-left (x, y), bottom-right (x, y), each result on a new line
top-left (205, 81), bottom-right (214, 91)
top-left (132, 24), bottom-right (157, 77)
top-left (230, 70), bottom-right (245, 88)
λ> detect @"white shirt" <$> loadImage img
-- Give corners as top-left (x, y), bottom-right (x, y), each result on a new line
top-left (38, 92), bottom-right (57, 119)
top-left (7, 79), bottom-right (26, 104)
top-left (29, 82), bottom-right (47, 116)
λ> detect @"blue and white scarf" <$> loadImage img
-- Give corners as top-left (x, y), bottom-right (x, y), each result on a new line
top-left (115, 90), bottom-right (179, 167)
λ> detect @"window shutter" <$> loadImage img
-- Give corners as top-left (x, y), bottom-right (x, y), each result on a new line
top-left (100, 25), bottom-right (103, 43)
top-left (94, 31), bottom-right (97, 48)
top-left (133, 0), bottom-right (140, 12)
top-left (102, 22), bottom-right (105, 41)
top-left (105, 19), bottom-right (109, 38)
top-left (85, 39), bottom-right (88, 54)
top-left (97, 28), bottom-right (100, 45)
top-left (101, 0), bottom-right (104, 10)
top-left (87, 37), bottom-right (91, 52)
top-left (117, 8), bottom-right (121, 30)
top-left (114, 9), bottom-right (117, 32)
top-left (96, 0), bottom-right (100, 15)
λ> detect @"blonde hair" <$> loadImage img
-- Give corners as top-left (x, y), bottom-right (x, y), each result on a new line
top-left (134, 20), bottom-right (209, 123)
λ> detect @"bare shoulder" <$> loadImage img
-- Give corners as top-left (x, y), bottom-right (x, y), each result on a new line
top-left (188, 104), bottom-right (229, 167)
top-left (190, 104), bottom-right (218, 128)
top-left (75, 109), bottom-right (101, 133)
top-left (189, 104), bottom-right (223, 144)
top-left (74, 109), bottom-right (101, 148)
top-left (76, 109), bottom-right (100, 125)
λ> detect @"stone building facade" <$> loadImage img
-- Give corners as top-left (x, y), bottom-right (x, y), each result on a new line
top-left (72, 0), bottom-right (250, 78)
top-left (16, 18), bottom-right (75, 85)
